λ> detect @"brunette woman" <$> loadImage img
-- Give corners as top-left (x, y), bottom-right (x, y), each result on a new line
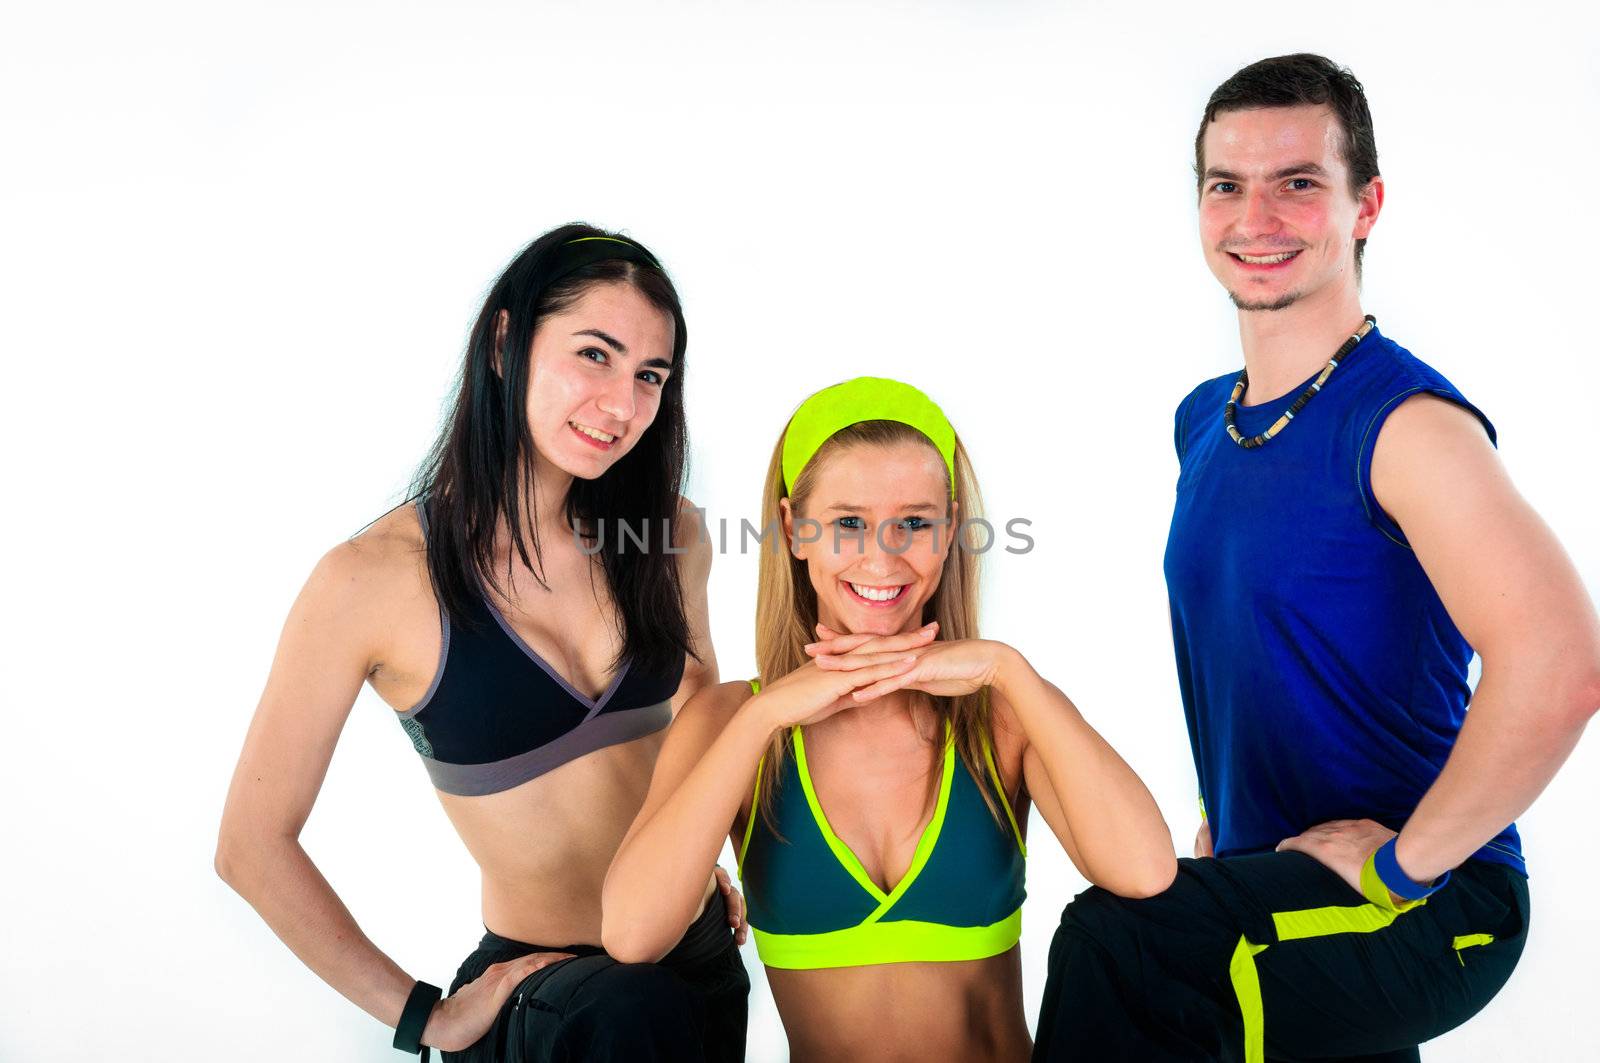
top-left (217, 224), bottom-right (748, 1061)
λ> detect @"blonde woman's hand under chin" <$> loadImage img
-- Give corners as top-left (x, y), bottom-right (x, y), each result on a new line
top-left (748, 643), bottom-right (923, 731)
top-left (805, 621), bottom-right (941, 660)
top-left (810, 622), bottom-right (1014, 700)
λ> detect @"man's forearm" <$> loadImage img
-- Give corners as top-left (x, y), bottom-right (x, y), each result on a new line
top-left (1396, 658), bottom-right (1597, 883)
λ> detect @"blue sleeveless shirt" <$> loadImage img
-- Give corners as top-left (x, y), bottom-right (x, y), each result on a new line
top-left (1165, 324), bottom-right (1524, 874)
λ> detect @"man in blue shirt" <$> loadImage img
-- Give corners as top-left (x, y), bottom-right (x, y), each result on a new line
top-left (1033, 54), bottom-right (1600, 1062)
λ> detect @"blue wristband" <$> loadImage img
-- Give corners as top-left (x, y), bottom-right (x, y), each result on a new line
top-left (1372, 837), bottom-right (1448, 901)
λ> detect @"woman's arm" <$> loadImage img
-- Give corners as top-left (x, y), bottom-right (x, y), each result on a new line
top-left (993, 650), bottom-right (1177, 898)
top-left (602, 682), bottom-right (769, 964)
top-left (216, 542), bottom-right (416, 1021)
top-left (823, 629), bottom-right (1176, 899)
top-left (215, 538), bottom-right (554, 1052)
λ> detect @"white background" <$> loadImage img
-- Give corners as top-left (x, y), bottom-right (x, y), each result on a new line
top-left (4, 2), bottom-right (1597, 1060)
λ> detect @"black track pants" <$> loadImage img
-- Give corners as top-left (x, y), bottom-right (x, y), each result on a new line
top-left (1034, 853), bottom-right (1528, 1062)
top-left (442, 892), bottom-right (749, 1063)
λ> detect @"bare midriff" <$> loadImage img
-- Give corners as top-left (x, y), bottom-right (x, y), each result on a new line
top-left (431, 730), bottom-right (709, 947)
top-left (766, 947), bottom-right (1030, 1063)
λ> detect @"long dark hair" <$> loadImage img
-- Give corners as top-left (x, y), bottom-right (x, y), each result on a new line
top-left (409, 223), bottom-right (694, 678)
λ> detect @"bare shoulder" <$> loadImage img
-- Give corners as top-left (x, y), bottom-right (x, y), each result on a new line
top-left (1377, 392), bottom-right (1494, 451)
top-left (350, 499), bottom-right (427, 559)
top-left (673, 493), bottom-right (711, 543)
top-left (653, 678), bottom-right (761, 787)
top-left (678, 677), bottom-right (758, 729)
top-left (672, 494), bottom-right (713, 582)
top-left (302, 502), bottom-right (430, 623)
top-left (1371, 394), bottom-right (1507, 512)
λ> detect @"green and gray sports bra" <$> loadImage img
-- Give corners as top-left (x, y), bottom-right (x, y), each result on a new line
top-left (736, 680), bottom-right (1027, 970)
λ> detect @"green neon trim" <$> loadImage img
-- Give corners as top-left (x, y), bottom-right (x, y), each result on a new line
top-left (794, 726), bottom-right (889, 903)
top-left (1229, 890), bottom-right (1426, 1062)
top-left (981, 732), bottom-right (1026, 858)
top-left (751, 906), bottom-right (1022, 970)
top-left (793, 723), bottom-right (956, 906)
top-left (1360, 851), bottom-right (1426, 913)
top-left (1272, 900), bottom-right (1411, 941)
top-left (736, 678), bottom-right (765, 875)
top-left (1453, 932), bottom-right (1494, 964)
top-left (781, 377), bottom-right (957, 497)
top-left (861, 736), bottom-right (956, 926)
top-left (1229, 936), bottom-right (1270, 1063)
top-left (738, 753), bottom-right (765, 876)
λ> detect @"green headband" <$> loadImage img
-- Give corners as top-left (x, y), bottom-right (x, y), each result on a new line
top-left (782, 377), bottom-right (957, 498)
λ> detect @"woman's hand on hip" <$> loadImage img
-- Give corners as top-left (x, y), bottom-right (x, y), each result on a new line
top-left (712, 865), bottom-right (748, 947)
top-left (421, 952), bottom-right (574, 1052)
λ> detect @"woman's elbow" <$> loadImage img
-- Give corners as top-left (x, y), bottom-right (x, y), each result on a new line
top-left (1097, 851), bottom-right (1178, 900)
top-left (214, 822), bottom-right (287, 894)
top-left (1131, 856), bottom-right (1180, 898)
top-left (213, 829), bottom-right (254, 891)
top-left (598, 877), bottom-right (666, 963)
top-left (600, 913), bottom-right (669, 965)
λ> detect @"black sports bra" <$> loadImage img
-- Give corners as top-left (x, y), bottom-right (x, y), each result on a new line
top-left (395, 500), bottom-right (682, 796)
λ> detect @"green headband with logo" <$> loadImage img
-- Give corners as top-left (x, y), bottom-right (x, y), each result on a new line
top-left (782, 376), bottom-right (957, 498)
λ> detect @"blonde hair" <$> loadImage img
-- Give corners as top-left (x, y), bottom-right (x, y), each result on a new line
top-left (753, 415), bottom-right (1002, 827)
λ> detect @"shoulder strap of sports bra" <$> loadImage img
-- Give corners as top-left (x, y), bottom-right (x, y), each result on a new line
top-left (738, 677), bottom-right (765, 873)
top-left (980, 725), bottom-right (1027, 856)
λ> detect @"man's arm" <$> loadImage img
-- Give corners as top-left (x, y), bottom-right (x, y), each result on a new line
top-left (1284, 394), bottom-right (1600, 887)
top-left (1376, 395), bottom-right (1600, 880)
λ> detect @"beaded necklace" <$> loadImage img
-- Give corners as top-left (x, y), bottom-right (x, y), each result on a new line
top-left (1224, 315), bottom-right (1376, 449)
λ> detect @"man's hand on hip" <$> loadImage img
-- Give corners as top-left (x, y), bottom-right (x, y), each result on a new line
top-left (1276, 818), bottom-right (1397, 899)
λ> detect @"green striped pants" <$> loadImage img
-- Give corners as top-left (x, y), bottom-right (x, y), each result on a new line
top-left (1033, 852), bottom-right (1528, 1062)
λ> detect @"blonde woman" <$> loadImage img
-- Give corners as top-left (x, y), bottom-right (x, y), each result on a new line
top-left (602, 377), bottom-right (1175, 1060)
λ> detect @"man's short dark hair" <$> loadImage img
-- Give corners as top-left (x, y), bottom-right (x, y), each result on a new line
top-left (1195, 54), bottom-right (1379, 272)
